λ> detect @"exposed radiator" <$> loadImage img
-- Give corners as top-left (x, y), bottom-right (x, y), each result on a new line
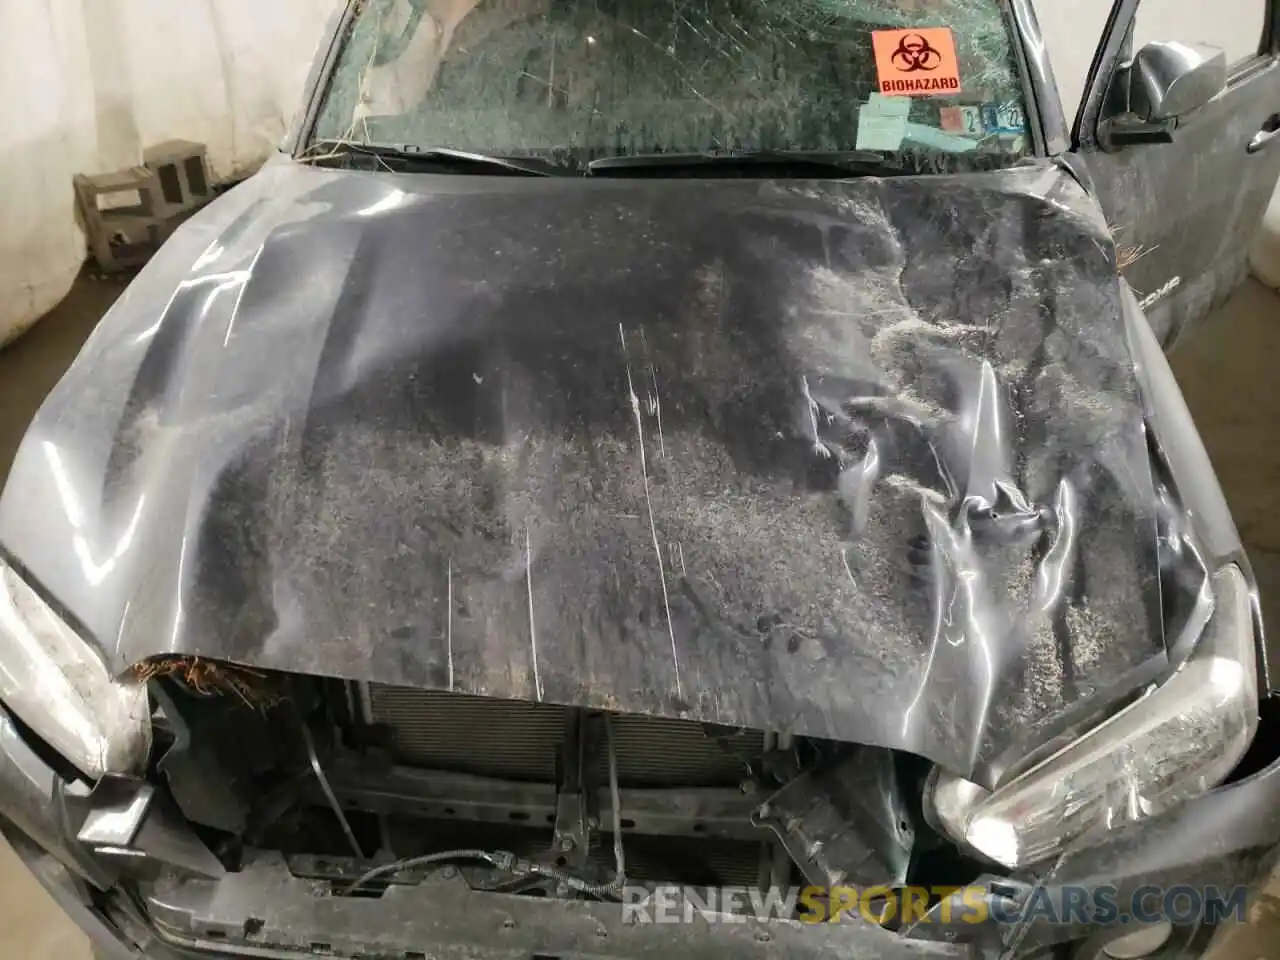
top-left (367, 685), bottom-right (765, 788)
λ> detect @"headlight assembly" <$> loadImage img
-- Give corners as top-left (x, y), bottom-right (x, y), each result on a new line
top-left (0, 559), bottom-right (150, 779)
top-left (928, 564), bottom-right (1257, 869)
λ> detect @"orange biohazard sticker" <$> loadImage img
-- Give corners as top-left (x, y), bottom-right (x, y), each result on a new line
top-left (872, 27), bottom-right (962, 96)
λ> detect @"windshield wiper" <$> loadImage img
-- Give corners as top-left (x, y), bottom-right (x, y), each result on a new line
top-left (586, 150), bottom-right (905, 177)
top-left (305, 140), bottom-right (572, 177)
top-left (303, 141), bottom-right (905, 178)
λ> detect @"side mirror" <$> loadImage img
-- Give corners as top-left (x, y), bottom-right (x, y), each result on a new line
top-left (1123, 41), bottom-right (1227, 122)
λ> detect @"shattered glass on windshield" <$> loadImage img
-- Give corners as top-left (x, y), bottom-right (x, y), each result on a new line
top-left (314, 0), bottom-right (1031, 171)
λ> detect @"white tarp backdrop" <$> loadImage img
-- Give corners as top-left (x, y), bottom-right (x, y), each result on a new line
top-left (0, 0), bottom-right (337, 346)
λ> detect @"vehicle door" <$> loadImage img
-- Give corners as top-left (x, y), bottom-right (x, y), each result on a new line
top-left (1072, 0), bottom-right (1280, 345)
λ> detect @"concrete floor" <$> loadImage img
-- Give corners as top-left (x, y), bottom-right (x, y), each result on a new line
top-left (0, 272), bottom-right (1278, 957)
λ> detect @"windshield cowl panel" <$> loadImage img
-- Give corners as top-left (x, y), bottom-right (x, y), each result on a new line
top-left (312, 0), bottom-right (1033, 176)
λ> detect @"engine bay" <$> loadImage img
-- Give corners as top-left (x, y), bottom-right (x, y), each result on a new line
top-left (126, 661), bottom-right (974, 926)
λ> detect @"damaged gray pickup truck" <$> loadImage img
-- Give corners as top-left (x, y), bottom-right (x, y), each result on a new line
top-left (4, 0), bottom-right (1280, 957)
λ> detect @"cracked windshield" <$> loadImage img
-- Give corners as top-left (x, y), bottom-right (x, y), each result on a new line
top-left (314, 0), bottom-right (1031, 173)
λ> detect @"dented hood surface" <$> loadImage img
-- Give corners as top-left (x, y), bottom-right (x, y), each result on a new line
top-left (0, 159), bottom-right (1163, 785)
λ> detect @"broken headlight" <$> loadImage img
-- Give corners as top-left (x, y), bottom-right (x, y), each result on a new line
top-left (0, 559), bottom-right (150, 779)
top-left (928, 564), bottom-right (1257, 869)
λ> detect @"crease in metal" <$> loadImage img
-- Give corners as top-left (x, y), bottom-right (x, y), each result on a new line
top-left (446, 558), bottom-right (454, 692)
top-left (526, 527), bottom-right (542, 702)
top-left (621, 322), bottom-right (682, 699)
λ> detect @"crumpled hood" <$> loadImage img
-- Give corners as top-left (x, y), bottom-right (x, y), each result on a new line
top-left (0, 158), bottom-right (1162, 786)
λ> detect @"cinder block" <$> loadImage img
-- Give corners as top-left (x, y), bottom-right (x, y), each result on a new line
top-left (73, 168), bottom-right (167, 272)
top-left (144, 139), bottom-right (213, 219)
top-left (74, 141), bottom-right (214, 272)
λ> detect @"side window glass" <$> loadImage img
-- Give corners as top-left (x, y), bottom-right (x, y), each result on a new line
top-left (1133, 0), bottom-right (1268, 69)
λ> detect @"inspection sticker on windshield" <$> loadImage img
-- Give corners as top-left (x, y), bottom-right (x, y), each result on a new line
top-left (983, 99), bottom-right (1024, 133)
top-left (856, 93), bottom-right (912, 150)
top-left (940, 106), bottom-right (984, 136)
top-left (872, 28), bottom-right (961, 96)
top-left (993, 100), bottom-right (1026, 133)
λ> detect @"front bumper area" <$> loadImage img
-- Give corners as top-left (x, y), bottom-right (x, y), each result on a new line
top-left (3, 704), bottom-right (1279, 960)
top-left (140, 851), bottom-right (968, 960)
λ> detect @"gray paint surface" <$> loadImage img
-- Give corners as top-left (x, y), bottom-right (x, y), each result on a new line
top-left (0, 159), bottom-right (1163, 786)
